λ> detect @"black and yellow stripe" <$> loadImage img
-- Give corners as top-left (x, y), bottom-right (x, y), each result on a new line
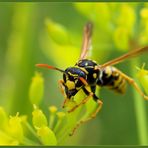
top-left (97, 66), bottom-right (126, 94)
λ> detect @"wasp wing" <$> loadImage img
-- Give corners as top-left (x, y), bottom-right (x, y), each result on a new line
top-left (100, 46), bottom-right (148, 69)
top-left (79, 22), bottom-right (93, 60)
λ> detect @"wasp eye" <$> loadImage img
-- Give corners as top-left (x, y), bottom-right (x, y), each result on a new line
top-left (75, 79), bottom-right (83, 87)
top-left (63, 74), bottom-right (66, 82)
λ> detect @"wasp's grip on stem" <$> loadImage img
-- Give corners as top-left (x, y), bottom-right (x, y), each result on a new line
top-left (69, 99), bottom-right (103, 136)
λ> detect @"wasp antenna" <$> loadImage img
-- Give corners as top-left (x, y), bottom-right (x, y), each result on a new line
top-left (36, 64), bottom-right (65, 73)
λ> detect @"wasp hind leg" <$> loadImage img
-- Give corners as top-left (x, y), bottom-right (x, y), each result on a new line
top-left (116, 69), bottom-right (148, 100)
top-left (69, 87), bottom-right (103, 136)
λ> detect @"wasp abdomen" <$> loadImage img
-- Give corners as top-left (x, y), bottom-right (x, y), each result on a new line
top-left (98, 66), bottom-right (126, 94)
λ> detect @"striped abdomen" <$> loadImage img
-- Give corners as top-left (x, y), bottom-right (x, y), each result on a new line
top-left (97, 66), bottom-right (126, 94)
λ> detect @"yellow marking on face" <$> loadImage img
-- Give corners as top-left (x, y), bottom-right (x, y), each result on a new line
top-left (93, 73), bottom-right (97, 79)
top-left (66, 80), bottom-right (75, 90)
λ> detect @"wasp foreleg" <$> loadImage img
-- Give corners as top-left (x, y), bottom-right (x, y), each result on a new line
top-left (116, 69), bottom-right (148, 100)
top-left (58, 80), bottom-right (68, 108)
top-left (58, 80), bottom-right (65, 95)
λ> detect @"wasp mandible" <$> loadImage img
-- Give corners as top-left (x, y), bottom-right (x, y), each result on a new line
top-left (36, 22), bottom-right (148, 136)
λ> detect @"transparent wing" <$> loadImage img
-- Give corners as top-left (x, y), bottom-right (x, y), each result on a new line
top-left (100, 46), bottom-right (148, 69)
top-left (79, 22), bottom-right (93, 60)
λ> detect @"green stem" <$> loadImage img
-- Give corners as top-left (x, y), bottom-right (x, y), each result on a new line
top-left (21, 137), bottom-right (38, 146)
top-left (24, 122), bottom-right (42, 144)
top-left (49, 114), bottom-right (56, 129)
top-left (131, 59), bottom-right (148, 145)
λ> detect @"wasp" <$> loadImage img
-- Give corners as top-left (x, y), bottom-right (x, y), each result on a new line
top-left (36, 22), bottom-right (148, 136)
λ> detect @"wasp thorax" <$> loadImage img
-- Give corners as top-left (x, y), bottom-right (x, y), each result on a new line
top-left (76, 59), bottom-right (97, 67)
top-left (63, 67), bottom-right (86, 99)
top-left (76, 59), bottom-right (100, 85)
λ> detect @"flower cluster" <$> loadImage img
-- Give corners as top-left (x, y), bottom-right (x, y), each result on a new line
top-left (0, 72), bottom-right (97, 145)
top-left (0, 104), bottom-right (67, 145)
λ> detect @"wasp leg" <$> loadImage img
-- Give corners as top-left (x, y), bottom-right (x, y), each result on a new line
top-left (69, 87), bottom-right (103, 136)
top-left (58, 80), bottom-right (65, 95)
top-left (116, 69), bottom-right (148, 100)
top-left (68, 92), bottom-right (93, 113)
top-left (69, 97), bottom-right (103, 136)
top-left (58, 80), bottom-right (68, 108)
top-left (68, 86), bottom-right (96, 113)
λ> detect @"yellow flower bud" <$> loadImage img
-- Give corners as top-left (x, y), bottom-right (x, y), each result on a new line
top-left (29, 72), bottom-right (44, 106)
top-left (120, 4), bottom-right (135, 31)
top-left (0, 131), bottom-right (19, 145)
top-left (113, 27), bottom-right (129, 51)
top-left (37, 126), bottom-right (57, 145)
top-left (74, 3), bottom-right (94, 18)
top-left (32, 105), bottom-right (47, 129)
top-left (56, 112), bottom-right (65, 119)
top-left (48, 106), bottom-right (57, 113)
top-left (140, 8), bottom-right (148, 19)
top-left (8, 113), bottom-right (24, 142)
top-left (20, 115), bottom-right (27, 123)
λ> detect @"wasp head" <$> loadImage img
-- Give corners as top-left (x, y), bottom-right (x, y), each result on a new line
top-left (63, 67), bottom-right (87, 99)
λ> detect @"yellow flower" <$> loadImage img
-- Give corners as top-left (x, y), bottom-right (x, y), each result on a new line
top-left (29, 72), bottom-right (44, 106)
top-left (8, 112), bottom-right (24, 143)
top-left (32, 105), bottom-right (48, 129)
top-left (37, 126), bottom-right (57, 145)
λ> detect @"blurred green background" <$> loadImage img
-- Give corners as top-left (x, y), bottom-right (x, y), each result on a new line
top-left (0, 2), bottom-right (148, 145)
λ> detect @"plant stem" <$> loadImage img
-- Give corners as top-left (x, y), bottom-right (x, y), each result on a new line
top-left (21, 137), bottom-right (38, 145)
top-left (131, 59), bottom-right (148, 145)
top-left (24, 122), bottom-right (42, 144)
